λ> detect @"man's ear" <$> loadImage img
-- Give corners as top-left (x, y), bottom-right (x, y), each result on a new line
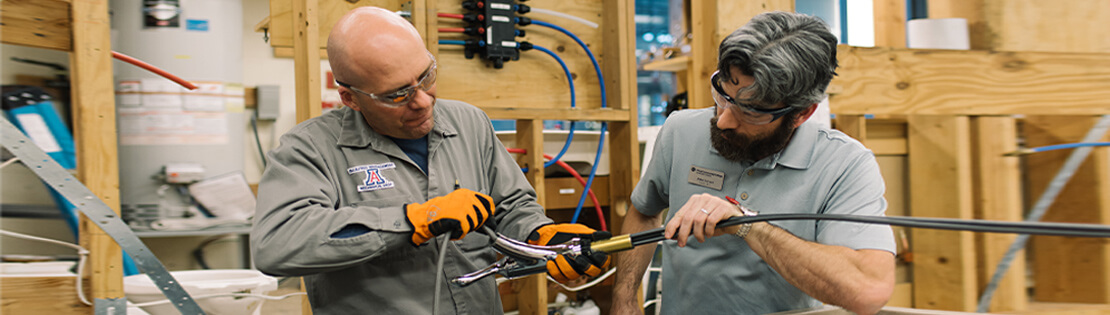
top-left (793, 104), bottom-right (819, 128)
top-left (338, 88), bottom-right (360, 112)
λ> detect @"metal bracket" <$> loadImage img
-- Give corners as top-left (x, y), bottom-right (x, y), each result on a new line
top-left (0, 118), bottom-right (206, 315)
top-left (94, 298), bottom-right (126, 315)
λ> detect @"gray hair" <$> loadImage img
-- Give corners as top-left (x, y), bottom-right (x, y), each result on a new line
top-left (717, 11), bottom-right (838, 110)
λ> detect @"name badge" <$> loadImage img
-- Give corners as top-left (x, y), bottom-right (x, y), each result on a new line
top-left (687, 165), bottom-right (725, 190)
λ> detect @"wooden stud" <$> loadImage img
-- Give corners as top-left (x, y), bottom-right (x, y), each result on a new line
top-left (873, 0), bottom-right (906, 47)
top-left (687, 0), bottom-right (716, 110)
top-left (515, 119), bottom-right (546, 315)
top-left (1025, 116), bottom-right (1110, 304)
top-left (70, 0), bottom-right (124, 306)
top-left (970, 116), bottom-right (1027, 312)
top-left (829, 46), bottom-right (1110, 116)
top-left (835, 114), bottom-right (868, 145)
top-left (483, 108), bottom-right (631, 122)
top-left (602, 0), bottom-right (639, 221)
top-left (293, 0), bottom-right (322, 123)
top-left (907, 115), bottom-right (976, 311)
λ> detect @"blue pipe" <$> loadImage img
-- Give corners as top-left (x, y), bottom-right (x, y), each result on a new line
top-left (1032, 142), bottom-right (1110, 153)
top-left (530, 44), bottom-right (578, 169)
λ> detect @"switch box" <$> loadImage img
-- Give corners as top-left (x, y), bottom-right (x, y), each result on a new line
top-left (255, 85), bottom-right (281, 120)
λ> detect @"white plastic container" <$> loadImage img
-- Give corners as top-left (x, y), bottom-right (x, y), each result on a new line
top-left (124, 269), bottom-right (277, 315)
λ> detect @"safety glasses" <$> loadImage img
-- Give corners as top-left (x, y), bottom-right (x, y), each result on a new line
top-left (710, 71), bottom-right (794, 125)
top-left (336, 52), bottom-right (438, 108)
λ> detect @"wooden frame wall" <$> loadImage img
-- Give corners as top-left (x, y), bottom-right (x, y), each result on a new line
top-left (1, 0), bottom-right (120, 313)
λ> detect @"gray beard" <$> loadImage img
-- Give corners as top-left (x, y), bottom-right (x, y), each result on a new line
top-left (709, 115), bottom-right (797, 162)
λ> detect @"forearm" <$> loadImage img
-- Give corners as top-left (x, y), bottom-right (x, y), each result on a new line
top-left (745, 222), bottom-right (894, 315)
top-left (612, 208), bottom-right (660, 309)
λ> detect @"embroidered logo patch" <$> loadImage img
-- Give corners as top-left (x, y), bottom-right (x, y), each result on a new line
top-left (348, 162), bottom-right (397, 192)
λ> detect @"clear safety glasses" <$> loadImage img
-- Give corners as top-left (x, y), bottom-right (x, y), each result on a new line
top-left (336, 52), bottom-right (438, 108)
top-left (710, 71), bottom-right (794, 125)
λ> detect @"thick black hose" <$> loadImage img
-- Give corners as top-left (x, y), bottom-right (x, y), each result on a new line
top-left (628, 214), bottom-right (1110, 247)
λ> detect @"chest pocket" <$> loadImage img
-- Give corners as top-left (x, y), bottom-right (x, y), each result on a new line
top-left (346, 195), bottom-right (411, 232)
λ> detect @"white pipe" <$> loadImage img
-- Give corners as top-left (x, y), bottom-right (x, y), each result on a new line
top-left (530, 8), bottom-right (599, 29)
top-left (0, 230), bottom-right (91, 305)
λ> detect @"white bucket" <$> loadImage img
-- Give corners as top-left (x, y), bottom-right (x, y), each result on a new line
top-left (124, 269), bottom-right (278, 315)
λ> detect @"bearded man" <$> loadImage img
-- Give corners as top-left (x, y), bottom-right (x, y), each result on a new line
top-left (610, 11), bottom-right (896, 315)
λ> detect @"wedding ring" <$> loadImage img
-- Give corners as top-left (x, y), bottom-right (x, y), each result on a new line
top-left (700, 208), bottom-right (710, 214)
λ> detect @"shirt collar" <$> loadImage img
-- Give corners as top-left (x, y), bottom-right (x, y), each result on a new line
top-left (337, 102), bottom-right (458, 149)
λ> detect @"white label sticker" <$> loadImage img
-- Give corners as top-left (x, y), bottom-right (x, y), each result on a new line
top-left (490, 3), bottom-right (511, 10)
top-left (491, 15), bottom-right (510, 23)
top-left (14, 114), bottom-right (62, 153)
top-left (501, 41), bottom-right (518, 48)
top-left (559, 188), bottom-right (576, 194)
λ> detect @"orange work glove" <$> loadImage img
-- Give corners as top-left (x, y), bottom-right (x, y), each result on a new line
top-left (404, 188), bottom-right (495, 246)
top-left (527, 223), bottom-right (612, 283)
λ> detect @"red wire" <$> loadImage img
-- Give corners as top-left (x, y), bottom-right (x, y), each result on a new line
top-left (437, 13), bottom-right (465, 19)
top-left (111, 51), bottom-right (198, 90)
top-left (506, 148), bottom-right (607, 232)
top-left (438, 27), bottom-right (466, 33)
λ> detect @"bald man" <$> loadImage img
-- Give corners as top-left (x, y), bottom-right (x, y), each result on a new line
top-left (250, 7), bottom-right (604, 314)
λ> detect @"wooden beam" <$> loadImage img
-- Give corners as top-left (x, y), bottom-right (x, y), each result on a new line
top-left (907, 115), bottom-right (976, 311)
top-left (515, 119), bottom-right (546, 315)
top-left (1025, 116), bottom-right (1110, 304)
top-left (970, 116), bottom-right (1027, 312)
top-left (829, 46), bottom-right (1110, 115)
top-left (293, 0), bottom-right (322, 123)
top-left (0, 276), bottom-right (89, 314)
top-left (873, 0), bottom-right (906, 47)
top-left (687, 0), bottom-right (716, 110)
top-left (70, 0), bottom-right (123, 304)
top-left (483, 108), bottom-right (631, 122)
top-left (834, 114), bottom-right (868, 145)
top-left (603, 0), bottom-right (639, 220)
top-left (1, 0), bottom-right (73, 51)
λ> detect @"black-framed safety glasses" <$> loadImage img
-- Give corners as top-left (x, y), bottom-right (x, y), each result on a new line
top-left (336, 52), bottom-right (438, 108)
top-left (710, 70), bottom-right (795, 125)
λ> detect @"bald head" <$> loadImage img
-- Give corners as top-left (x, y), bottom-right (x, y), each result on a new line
top-left (328, 7), bottom-right (427, 88)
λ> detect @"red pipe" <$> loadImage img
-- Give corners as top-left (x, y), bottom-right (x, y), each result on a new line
top-left (438, 27), bottom-right (466, 33)
top-left (507, 148), bottom-right (607, 232)
top-left (111, 51), bottom-right (198, 90)
top-left (437, 13), bottom-right (465, 19)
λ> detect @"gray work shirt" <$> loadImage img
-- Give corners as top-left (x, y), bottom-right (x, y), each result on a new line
top-left (251, 100), bottom-right (552, 314)
top-left (632, 108), bottom-right (896, 314)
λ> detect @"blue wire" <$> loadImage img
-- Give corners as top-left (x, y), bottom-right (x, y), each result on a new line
top-left (1032, 142), bottom-right (1110, 153)
top-left (438, 39), bottom-right (468, 46)
top-left (531, 44), bottom-right (578, 169)
top-left (533, 20), bottom-right (609, 225)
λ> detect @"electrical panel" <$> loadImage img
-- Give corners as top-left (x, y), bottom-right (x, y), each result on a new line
top-left (459, 0), bottom-right (530, 69)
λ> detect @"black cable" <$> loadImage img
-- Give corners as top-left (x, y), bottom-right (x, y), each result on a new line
top-left (629, 214), bottom-right (1110, 247)
top-left (251, 114), bottom-right (268, 168)
top-left (433, 234), bottom-right (450, 315)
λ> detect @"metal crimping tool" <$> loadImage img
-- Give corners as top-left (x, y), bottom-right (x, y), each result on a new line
top-left (452, 233), bottom-right (582, 287)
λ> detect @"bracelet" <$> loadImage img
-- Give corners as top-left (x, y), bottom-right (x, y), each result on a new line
top-left (733, 205), bottom-right (758, 239)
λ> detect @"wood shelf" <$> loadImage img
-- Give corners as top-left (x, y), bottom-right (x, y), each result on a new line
top-left (641, 55), bottom-right (690, 72)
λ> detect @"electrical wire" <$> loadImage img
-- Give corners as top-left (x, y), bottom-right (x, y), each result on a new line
top-left (130, 292), bottom-right (307, 307)
top-left (0, 157), bottom-right (20, 169)
top-left (438, 27), bottom-right (466, 33)
top-left (1005, 141), bottom-right (1110, 156)
top-left (433, 234), bottom-right (450, 315)
top-left (251, 114), bottom-right (268, 168)
top-left (1, 229), bottom-right (92, 306)
top-left (529, 8), bottom-right (599, 29)
top-left (111, 51), bottom-right (197, 90)
top-left (548, 266), bottom-right (617, 291)
top-left (437, 12), bottom-right (465, 19)
top-left (529, 44), bottom-right (578, 169)
top-left (507, 147), bottom-right (606, 231)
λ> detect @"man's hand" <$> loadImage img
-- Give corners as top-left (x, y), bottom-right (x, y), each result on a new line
top-left (664, 193), bottom-right (747, 247)
top-left (404, 188), bottom-right (494, 246)
top-left (528, 223), bottom-right (612, 282)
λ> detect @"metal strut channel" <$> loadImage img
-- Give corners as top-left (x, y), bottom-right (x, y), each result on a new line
top-left (0, 118), bottom-right (206, 315)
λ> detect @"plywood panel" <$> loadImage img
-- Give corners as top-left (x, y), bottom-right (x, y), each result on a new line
top-left (268, 0), bottom-right (403, 48)
top-left (1025, 116), bottom-right (1110, 303)
top-left (970, 116), bottom-right (1026, 312)
top-left (829, 46), bottom-right (1110, 115)
top-left (907, 115), bottom-right (976, 311)
top-left (0, 0), bottom-right (72, 51)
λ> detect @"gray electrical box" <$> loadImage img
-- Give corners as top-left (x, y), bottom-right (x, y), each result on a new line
top-left (256, 85), bottom-right (281, 120)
